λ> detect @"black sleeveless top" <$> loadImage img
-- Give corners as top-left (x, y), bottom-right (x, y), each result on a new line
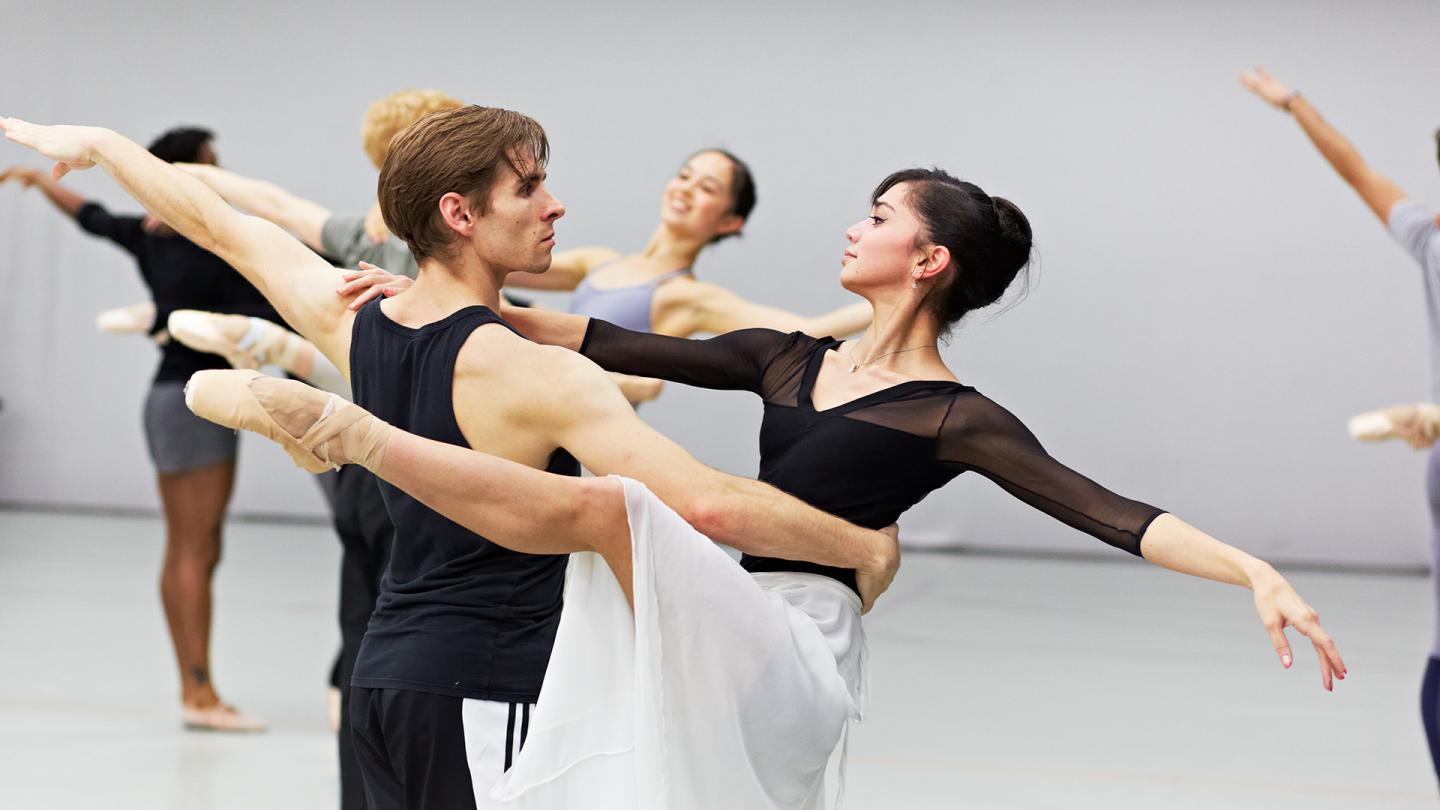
top-left (349, 300), bottom-right (580, 701)
top-left (580, 321), bottom-right (1164, 593)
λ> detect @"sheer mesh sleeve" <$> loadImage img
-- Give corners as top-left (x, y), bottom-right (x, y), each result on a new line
top-left (938, 393), bottom-right (1164, 556)
top-left (579, 319), bottom-right (804, 394)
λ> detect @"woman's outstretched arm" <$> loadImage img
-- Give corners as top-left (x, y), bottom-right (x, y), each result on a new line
top-left (502, 245), bottom-right (620, 291)
top-left (942, 392), bottom-right (1347, 690)
top-left (665, 280), bottom-right (872, 338)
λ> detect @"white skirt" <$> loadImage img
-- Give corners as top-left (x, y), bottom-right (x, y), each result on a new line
top-left (489, 477), bottom-right (867, 810)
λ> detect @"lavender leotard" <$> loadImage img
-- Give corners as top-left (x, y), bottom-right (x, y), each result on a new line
top-left (567, 267), bottom-right (692, 332)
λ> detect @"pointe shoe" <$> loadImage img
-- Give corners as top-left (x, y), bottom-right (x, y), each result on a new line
top-left (1348, 403), bottom-right (1440, 443)
top-left (185, 369), bottom-right (390, 473)
top-left (169, 310), bottom-right (298, 371)
top-left (95, 301), bottom-right (156, 334)
top-left (182, 703), bottom-right (267, 733)
top-left (1348, 409), bottom-right (1397, 441)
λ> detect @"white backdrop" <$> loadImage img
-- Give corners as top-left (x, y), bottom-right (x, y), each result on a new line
top-left (2, 0), bottom-right (1438, 567)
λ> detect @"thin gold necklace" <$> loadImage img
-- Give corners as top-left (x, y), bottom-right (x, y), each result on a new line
top-left (844, 344), bottom-right (934, 373)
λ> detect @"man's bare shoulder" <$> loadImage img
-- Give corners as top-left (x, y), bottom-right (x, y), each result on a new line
top-left (455, 324), bottom-right (603, 389)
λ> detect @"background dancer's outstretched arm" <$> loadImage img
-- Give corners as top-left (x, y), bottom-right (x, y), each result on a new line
top-left (1240, 66), bottom-right (1410, 224)
top-left (2, 119), bottom-right (354, 363)
top-left (0, 164), bottom-right (86, 216)
top-left (176, 163), bottom-right (333, 252)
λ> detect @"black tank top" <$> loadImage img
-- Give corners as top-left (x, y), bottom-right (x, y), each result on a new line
top-left (349, 300), bottom-right (579, 701)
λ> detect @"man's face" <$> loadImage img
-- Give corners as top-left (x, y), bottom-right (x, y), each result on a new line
top-left (471, 156), bottom-right (565, 277)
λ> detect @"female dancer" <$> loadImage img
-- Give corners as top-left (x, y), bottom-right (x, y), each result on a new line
top-left (188, 167), bottom-right (1345, 807)
top-left (1242, 65), bottom-right (1440, 785)
top-left (505, 149), bottom-right (872, 340)
top-left (0, 129), bottom-right (275, 732)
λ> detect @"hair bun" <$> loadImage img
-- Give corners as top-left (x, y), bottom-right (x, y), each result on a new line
top-left (989, 197), bottom-right (1033, 274)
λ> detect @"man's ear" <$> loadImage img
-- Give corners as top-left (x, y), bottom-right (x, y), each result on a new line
top-left (438, 192), bottom-right (476, 239)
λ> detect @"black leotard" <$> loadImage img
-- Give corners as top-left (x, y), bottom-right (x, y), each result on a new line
top-left (579, 320), bottom-right (1165, 593)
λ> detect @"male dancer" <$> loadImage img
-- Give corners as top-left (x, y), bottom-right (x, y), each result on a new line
top-left (0, 108), bottom-right (898, 809)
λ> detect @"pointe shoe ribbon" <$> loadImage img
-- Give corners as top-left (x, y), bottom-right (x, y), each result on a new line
top-left (185, 369), bottom-right (388, 473)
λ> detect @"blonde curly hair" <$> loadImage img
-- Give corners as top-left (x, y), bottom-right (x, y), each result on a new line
top-left (361, 89), bottom-right (464, 169)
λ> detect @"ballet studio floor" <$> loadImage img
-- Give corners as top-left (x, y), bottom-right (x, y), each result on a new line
top-left (0, 507), bottom-right (1433, 809)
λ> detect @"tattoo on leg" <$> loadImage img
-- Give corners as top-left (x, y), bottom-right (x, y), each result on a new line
top-left (190, 666), bottom-right (210, 687)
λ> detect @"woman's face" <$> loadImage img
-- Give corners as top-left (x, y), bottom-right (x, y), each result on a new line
top-left (660, 151), bottom-right (743, 241)
top-left (840, 182), bottom-right (927, 294)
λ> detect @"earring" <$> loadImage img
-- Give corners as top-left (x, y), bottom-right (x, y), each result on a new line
top-left (911, 279), bottom-right (919, 289)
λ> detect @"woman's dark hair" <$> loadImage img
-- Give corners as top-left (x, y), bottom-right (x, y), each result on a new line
top-left (691, 148), bottom-right (756, 244)
top-left (147, 127), bottom-right (215, 164)
top-left (871, 168), bottom-right (1033, 334)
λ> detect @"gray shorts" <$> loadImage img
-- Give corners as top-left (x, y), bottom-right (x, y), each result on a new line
top-left (143, 381), bottom-right (238, 474)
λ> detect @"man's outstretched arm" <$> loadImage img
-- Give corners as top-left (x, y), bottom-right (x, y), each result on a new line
top-left (1, 119), bottom-right (353, 363)
top-left (0, 165), bottom-right (85, 217)
top-left (177, 163), bottom-right (332, 252)
top-left (1241, 66), bottom-right (1408, 224)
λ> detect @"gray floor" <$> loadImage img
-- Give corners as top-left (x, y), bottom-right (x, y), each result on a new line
top-left (0, 509), bottom-right (1434, 809)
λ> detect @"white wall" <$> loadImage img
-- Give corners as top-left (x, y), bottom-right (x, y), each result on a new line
top-left (2, 0), bottom-right (1438, 567)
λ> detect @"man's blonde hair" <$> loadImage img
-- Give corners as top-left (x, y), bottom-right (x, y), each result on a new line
top-left (361, 89), bottom-right (464, 169)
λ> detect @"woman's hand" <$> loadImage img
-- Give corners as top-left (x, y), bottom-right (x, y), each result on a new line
top-left (0, 119), bottom-right (107, 180)
top-left (338, 260), bottom-right (413, 310)
top-left (1249, 563), bottom-right (1346, 690)
top-left (855, 524), bottom-right (900, 614)
top-left (1239, 66), bottom-right (1296, 110)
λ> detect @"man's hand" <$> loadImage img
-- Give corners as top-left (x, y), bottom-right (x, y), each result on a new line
top-left (0, 165), bottom-right (42, 188)
top-left (855, 524), bottom-right (900, 614)
top-left (0, 119), bottom-right (108, 180)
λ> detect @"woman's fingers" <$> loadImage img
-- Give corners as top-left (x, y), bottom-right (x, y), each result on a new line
top-left (348, 285), bottom-right (386, 311)
top-left (1263, 615), bottom-right (1293, 669)
top-left (1287, 605), bottom-right (1347, 690)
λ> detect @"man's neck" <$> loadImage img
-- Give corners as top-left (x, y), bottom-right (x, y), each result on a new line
top-left (385, 255), bottom-right (505, 327)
